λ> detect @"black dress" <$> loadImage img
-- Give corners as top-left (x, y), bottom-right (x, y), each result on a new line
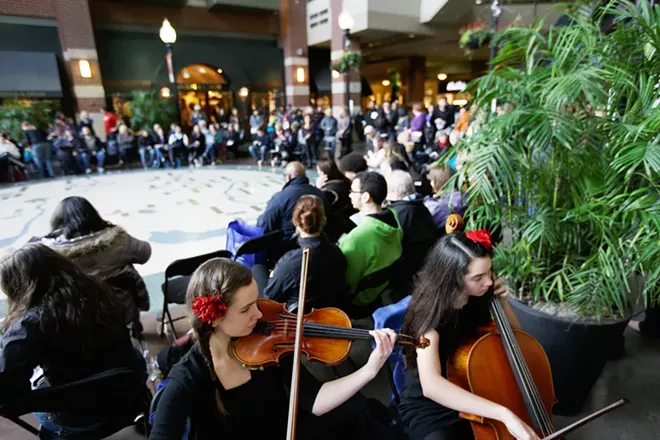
top-left (399, 294), bottom-right (493, 440)
top-left (150, 342), bottom-right (397, 440)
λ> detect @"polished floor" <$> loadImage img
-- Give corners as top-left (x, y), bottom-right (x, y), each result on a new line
top-left (0, 165), bottom-right (658, 439)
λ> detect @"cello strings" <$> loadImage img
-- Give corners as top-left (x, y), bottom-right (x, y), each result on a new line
top-left (490, 301), bottom-right (551, 434)
top-left (491, 301), bottom-right (553, 435)
top-left (491, 301), bottom-right (555, 435)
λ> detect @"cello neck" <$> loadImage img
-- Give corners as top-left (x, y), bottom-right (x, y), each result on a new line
top-left (490, 298), bottom-right (556, 436)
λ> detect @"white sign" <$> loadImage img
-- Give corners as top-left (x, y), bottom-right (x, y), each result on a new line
top-left (446, 81), bottom-right (467, 92)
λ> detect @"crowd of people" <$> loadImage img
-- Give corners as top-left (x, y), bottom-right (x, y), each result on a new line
top-left (0, 95), bottom-right (474, 183)
top-left (2, 96), bottom-right (657, 440)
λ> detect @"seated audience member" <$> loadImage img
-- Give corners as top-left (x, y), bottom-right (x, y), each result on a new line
top-left (249, 127), bottom-right (271, 165)
top-left (340, 172), bottom-right (402, 310)
top-left (385, 170), bottom-right (438, 286)
top-left (151, 124), bottom-right (168, 168)
top-left (224, 123), bottom-right (240, 158)
top-left (258, 161), bottom-right (329, 239)
top-left (365, 137), bottom-right (386, 169)
top-left (149, 258), bottom-right (398, 440)
top-left (77, 126), bottom-right (105, 174)
top-left (137, 128), bottom-right (155, 169)
top-left (256, 195), bottom-right (347, 310)
top-left (202, 123), bottom-right (219, 165)
top-left (424, 166), bottom-right (467, 230)
top-left (39, 196), bottom-right (151, 326)
top-left (116, 124), bottom-right (135, 168)
top-left (0, 245), bottom-right (147, 438)
top-left (454, 106), bottom-right (471, 134)
top-left (168, 124), bottom-right (189, 167)
top-left (317, 158), bottom-right (357, 241)
top-left (53, 128), bottom-right (79, 175)
top-left (188, 124), bottom-right (205, 166)
top-left (338, 152), bottom-right (368, 181)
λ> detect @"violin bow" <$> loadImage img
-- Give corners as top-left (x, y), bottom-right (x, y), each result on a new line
top-left (285, 247), bottom-right (311, 440)
top-left (541, 399), bottom-right (629, 439)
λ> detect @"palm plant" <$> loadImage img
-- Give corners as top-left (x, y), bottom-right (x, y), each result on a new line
top-left (126, 90), bottom-right (177, 131)
top-left (452, 0), bottom-right (660, 318)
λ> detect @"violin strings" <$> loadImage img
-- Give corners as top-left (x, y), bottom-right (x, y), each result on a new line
top-left (492, 301), bottom-right (553, 435)
top-left (265, 321), bottom-right (416, 345)
top-left (491, 301), bottom-right (555, 435)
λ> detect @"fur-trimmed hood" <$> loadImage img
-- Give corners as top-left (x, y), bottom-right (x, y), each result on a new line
top-left (41, 226), bottom-right (131, 260)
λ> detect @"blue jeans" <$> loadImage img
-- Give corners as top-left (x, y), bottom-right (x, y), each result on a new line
top-left (152, 148), bottom-right (165, 168)
top-left (203, 144), bottom-right (217, 164)
top-left (32, 142), bottom-right (54, 178)
top-left (76, 151), bottom-right (105, 170)
top-left (35, 412), bottom-right (104, 439)
top-left (139, 148), bottom-right (155, 168)
top-left (249, 144), bottom-right (266, 162)
top-left (324, 139), bottom-right (336, 158)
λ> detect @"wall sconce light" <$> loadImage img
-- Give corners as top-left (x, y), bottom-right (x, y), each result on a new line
top-left (239, 87), bottom-right (249, 98)
top-left (160, 87), bottom-right (171, 98)
top-left (296, 67), bottom-right (306, 83)
top-left (332, 70), bottom-right (340, 79)
top-left (382, 80), bottom-right (391, 87)
top-left (437, 73), bottom-right (448, 81)
top-left (79, 60), bottom-right (92, 78)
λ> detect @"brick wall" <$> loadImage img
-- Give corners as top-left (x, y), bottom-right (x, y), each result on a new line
top-left (90, 0), bottom-right (279, 36)
top-left (53, 0), bottom-right (97, 50)
top-left (0, 0), bottom-right (55, 18)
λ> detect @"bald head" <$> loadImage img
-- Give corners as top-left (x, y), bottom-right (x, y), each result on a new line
top-left (285, 161), bottom-right (306, 179)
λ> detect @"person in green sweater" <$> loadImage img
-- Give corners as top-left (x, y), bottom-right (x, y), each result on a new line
top-left (340, 171), bottom-right (403, 311)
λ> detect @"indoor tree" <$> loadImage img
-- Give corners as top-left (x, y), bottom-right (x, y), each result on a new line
top-left (452, 0), bottom-right (660, 318)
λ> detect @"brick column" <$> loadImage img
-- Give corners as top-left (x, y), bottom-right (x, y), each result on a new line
top-left (280, 0), bottom-right (310, 107)
top-left (408, 56), bottom-right (426, 104)
top-left (53, 0), bottom-right (106, 138)
top-left (331, 0), bottom-right (361, 117)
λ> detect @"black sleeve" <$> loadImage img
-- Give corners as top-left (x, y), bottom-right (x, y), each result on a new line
top-left (0, 315), bottom-right (45, 404)
top-left (277, 357), bottom-right (323, 414)
top-left (149, 375), bottom-right (195, 440)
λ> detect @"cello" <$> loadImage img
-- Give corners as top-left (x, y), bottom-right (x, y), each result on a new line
top-left (444, 214), bottom-right (627, 439)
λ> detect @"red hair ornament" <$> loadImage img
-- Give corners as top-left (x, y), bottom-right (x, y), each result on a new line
top-left (465, 229), bottom-right (492, 251)
top-left (192, 293), bottom-right (228, 324)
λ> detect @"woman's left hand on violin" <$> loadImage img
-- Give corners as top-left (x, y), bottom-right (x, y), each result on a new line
top-left (363, 329), bottom-right (397, 379)
top-left (493, 277), bottom-right (511, 304)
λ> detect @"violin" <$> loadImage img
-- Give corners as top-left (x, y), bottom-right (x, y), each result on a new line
top-left (444, 214), bottom-right (627, 439)
top-left (233, 298), bottom-right (430, 368)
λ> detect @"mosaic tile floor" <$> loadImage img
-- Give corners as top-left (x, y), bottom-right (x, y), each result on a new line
top-left (0, 165), bottom-right (291, 317)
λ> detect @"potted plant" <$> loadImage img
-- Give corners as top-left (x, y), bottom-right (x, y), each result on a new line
top-left (459, 21), bottom-right (493, 53)
top-left (331, 50), bottom-right (363, 74)
top-left (0, 99), bottom-right (58, 142)
top-left (126, 90), bottom-right (177, 131)
top-left (450, 0), bottom-right (659, 415)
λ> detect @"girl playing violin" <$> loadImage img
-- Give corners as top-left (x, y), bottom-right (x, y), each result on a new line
top-left (399, 231), bottom-right (540, 440)
top-left (150, 258), bottom-right (398, 440)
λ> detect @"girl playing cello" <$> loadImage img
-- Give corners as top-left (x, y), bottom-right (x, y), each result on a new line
top-left (399, 231), bottom-right (540, 440)
top-left (149, 258), bottom-right (399, 440)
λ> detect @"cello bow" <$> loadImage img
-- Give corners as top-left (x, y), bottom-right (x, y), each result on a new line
top-left (541, 399), bottom-right (629, 440)
top-left (285, 247), bottom-right (311, 440)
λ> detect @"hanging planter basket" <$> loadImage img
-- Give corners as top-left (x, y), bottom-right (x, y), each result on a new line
top-left (331, 50), bottom-right (363, 74)
top-left (459, 22), bottom-right (493, 54)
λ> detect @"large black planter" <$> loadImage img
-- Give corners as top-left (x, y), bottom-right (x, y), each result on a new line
top-left (509, 298), bottom-right (631, 415)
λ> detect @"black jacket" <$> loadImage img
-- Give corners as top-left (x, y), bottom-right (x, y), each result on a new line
top-left (264, 236), bottom-right (347, 310)
top-left (257, 176), bottom-right (329, 239)
top-left (389, 198), bottom-right (439, 283)
top-left (432, 105), bottom-right (455, 128)
top-left (321, 179), bottom-right (357, 242)
top-left (0, 308), bottom-right (146, 427)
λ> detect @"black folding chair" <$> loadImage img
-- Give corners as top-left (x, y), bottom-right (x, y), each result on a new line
top-left (161, 250), bottom-right (232, 338)
top-left (233, 230), bottom-right (284, 268)
top-left (0, 368), bottom-right (150, 439)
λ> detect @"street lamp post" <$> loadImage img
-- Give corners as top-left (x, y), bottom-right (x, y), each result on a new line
top-left (159, 18), bottom-right (180, 124)
top-left (489, 0), bottom-right (502, 67)
top-left (338, 11), bottom-right (354, 115)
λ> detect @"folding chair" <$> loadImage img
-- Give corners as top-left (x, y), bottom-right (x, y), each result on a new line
top-left (161, 250), bottom-right (232, 338)
top-left (0, 368), bottom-right (150, 439)
top-left (233, 229), bottom-right (284, 269)
top-left (372, 295), bottom-right (412, 404)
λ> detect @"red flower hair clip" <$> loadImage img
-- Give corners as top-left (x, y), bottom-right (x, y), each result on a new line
top-left (465, 229), bottom-right (492, 251)
top-left (192, 293), bottom-right (228, 324)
